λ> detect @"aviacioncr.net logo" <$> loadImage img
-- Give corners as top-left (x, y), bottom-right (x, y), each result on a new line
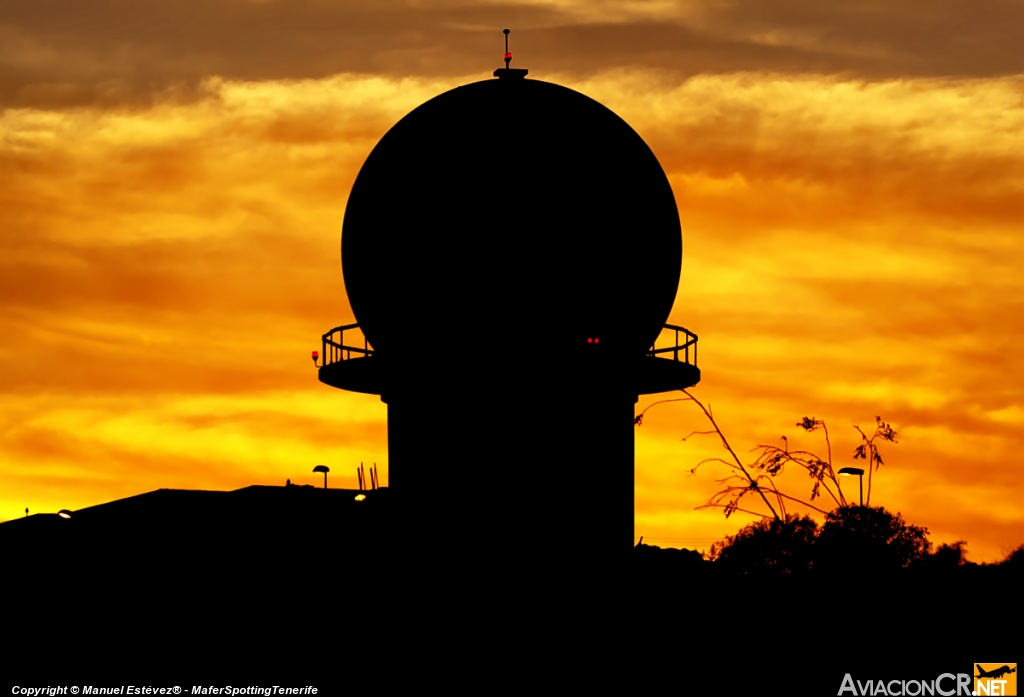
top-left (838, 673), bottom-right (972, 696)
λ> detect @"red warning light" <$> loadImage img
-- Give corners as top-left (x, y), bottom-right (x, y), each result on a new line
top-left (594, 337), bottom-right (600, 344)
top-left (587, 337), bottom-right (593, 344)
top-left (504, 52), bottom-right (512, 62)
top-left (311, 350), bottom-right (319, 365)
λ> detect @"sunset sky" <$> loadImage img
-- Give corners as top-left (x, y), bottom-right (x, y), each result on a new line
top-left (2, 0), bottom-right (1023, 561)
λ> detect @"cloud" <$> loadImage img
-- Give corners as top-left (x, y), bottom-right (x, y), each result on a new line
top-left (0, 389), bottom-right (388, 516)
top-left (3, 0), bottom-right (1023, 108)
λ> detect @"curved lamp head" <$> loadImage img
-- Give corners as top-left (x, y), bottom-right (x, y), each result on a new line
top-left (838, 467), bottom-right (865, 477)
top-left (313, 464), bottom-right (330, 489)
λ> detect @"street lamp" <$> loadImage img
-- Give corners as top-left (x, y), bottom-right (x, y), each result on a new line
top-left (313, 465), bottom-right (330, 489)
top-left (57, 510), bottom-right (72, 519)
top-left (838, 467), bottom-right (865, 506)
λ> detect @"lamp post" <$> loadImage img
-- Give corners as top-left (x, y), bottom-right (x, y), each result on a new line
top-left (313, 465), bottom-right (329, 489)
top-left (838, 467), bottom-right (865, 506)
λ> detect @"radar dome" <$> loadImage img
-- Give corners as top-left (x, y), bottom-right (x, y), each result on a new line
top-left (342, 76), bottom-right (682, 358)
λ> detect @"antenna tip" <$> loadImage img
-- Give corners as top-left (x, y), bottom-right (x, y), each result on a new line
top-left (503, 28), bottom-right (510, 35)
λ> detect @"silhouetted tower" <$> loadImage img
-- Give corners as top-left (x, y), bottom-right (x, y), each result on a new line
top-left (317, 33), bottom-right (700, 566)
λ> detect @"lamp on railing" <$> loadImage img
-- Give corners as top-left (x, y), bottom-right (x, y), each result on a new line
top-left (311, 350), bottom-right (319, 367)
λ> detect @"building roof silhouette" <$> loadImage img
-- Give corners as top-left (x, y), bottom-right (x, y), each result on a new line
top-left (0, 485), bottom-right (393, 569)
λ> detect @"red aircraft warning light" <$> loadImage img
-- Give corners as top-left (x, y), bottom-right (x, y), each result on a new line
top-left (311, 350), bottom-right (319, 366)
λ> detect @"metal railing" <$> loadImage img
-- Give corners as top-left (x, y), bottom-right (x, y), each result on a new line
top-left (647, 324), bottom-right (698, 367)
top-left (320, 322), bottom-right (697, 368)
top-left (322, 324), bottom-right (373, 367)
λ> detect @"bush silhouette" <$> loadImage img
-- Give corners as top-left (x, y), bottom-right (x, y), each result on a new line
top-left (999, 543), bottom-right (1024, 572)
top-left (710, 514), bottom-right (818, 575)
top-left (814, 505), bottom-right (931, 573)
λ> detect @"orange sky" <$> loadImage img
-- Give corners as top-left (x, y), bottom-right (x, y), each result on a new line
top-left (2, 0), bottom-right (1023, 562)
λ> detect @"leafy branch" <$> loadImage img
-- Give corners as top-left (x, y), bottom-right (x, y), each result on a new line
top-left (636, 393), bottom-right (781, 521)
top-left (853, 416), bottom-right (898, 506)
top-left (635, 390), bottom-right (898, 520)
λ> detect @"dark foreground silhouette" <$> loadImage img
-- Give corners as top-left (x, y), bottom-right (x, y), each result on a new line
top-left (634, 530), bottom-right (1023, 691)
top-left (2, 484), bottom-right (633, 684)
top-left (4, 491), bottom-right (1020, 689)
